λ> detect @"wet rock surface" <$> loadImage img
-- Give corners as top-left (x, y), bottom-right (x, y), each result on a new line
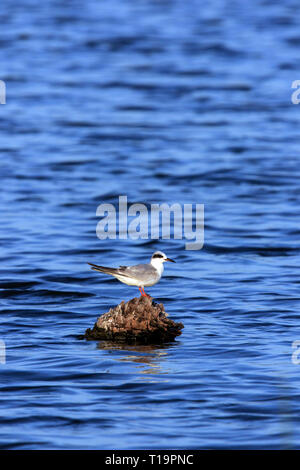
top-left (84, 296), bottom-right (184, 344)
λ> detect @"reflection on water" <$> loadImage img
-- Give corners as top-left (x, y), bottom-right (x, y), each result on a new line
top-left (97, 341), bottom-right (173, 378)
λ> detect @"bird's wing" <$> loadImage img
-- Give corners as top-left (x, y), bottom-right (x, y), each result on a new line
top-left (87, 263), bottom-right (121, 276)
top-left (122, 264), bottom-right (158, 282)
top-left (88, 262), bottom-right (143, 279)
top-left (88, 262), bottom-right (157, 283)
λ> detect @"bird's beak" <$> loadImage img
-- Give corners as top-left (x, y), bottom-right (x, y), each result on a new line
top-left (165, 258), bottom-right (176, 263)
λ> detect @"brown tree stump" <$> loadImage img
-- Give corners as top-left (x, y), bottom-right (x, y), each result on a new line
top-left (84, 296), bottom-right (184, 344)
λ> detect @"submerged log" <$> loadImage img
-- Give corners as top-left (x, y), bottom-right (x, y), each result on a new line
top-left (84, 296), bottom-right (184, 344)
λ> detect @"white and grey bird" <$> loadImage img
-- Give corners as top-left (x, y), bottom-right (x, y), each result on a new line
top-left (88, 251), bottom-right (175, 297)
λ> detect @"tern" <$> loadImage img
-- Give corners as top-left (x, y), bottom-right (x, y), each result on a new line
top-left (88, 251), bottom-right (175, 297)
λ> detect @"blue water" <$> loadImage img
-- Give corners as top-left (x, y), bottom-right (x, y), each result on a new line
top-left (1, 0), bottom-right (300, 449)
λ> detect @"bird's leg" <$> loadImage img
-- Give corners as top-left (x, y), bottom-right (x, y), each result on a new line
top-left (141, 286), bottom-right (150, 298)
top-left (138, 287), bottom-right (145, 296)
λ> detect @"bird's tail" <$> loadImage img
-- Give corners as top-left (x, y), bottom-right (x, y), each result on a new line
top-left (87, 262), bottom-right (119, 276)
